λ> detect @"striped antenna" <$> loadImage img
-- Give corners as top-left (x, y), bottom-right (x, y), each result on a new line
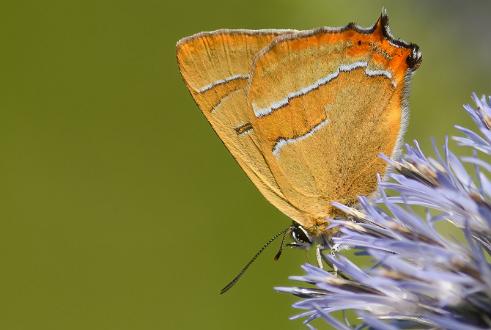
top-left (220, 226), bottom-right (291, 294)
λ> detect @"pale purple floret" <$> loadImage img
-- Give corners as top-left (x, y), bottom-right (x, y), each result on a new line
top-left (454, 94), bottom-right (491, 154)
top-left (276, 95), bottom-right (491, 329)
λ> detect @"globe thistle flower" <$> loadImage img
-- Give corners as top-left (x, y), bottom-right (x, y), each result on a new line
top-left (276, 94), bottom-right (491, 329)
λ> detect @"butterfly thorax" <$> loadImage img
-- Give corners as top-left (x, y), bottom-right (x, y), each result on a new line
top-left (305, 221), bottom-right (332, 238)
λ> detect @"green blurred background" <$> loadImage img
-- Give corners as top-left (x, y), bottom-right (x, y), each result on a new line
top-left (1, 0), bottom-right (490, 329)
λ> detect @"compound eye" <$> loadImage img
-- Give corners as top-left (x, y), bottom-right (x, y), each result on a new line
top-left (292, 226), bottom-right (312, 244)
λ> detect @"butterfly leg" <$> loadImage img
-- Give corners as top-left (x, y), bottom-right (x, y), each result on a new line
top-left (330, 249), bottom-right (338, 275)
top-left (315, 237), bottom-right (339, 275)
top-left (315, 244), bottom-right (324, 269)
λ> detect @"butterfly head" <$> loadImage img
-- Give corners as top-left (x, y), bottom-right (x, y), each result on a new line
top-left (289, 223), bottom-right (313, 248)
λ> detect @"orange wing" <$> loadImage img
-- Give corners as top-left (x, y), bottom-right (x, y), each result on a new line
top-left (176, 12), bottom-right (421, 235)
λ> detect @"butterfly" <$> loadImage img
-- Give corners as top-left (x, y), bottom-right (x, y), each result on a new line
top-left (176, 10), bottom-right (421, 293)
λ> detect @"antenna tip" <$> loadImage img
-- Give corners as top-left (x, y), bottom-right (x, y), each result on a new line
top-left (220, 282), bottom-right (233, 295)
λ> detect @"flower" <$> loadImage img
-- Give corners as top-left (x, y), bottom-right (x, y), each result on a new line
top-left (276, 94), bottom-right (491, 329)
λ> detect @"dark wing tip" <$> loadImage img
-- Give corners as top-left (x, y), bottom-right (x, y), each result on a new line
top-left (374, 8), bottom-right (422, 71)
